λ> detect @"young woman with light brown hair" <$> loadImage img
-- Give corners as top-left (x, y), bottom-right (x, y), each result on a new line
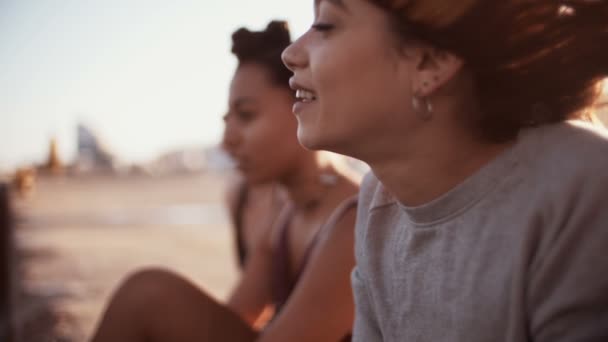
top-left (282, 0), bottom-right (608, 341)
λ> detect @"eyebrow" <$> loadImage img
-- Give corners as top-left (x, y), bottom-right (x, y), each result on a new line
top-left (315, 0), bottom-right (348, 11)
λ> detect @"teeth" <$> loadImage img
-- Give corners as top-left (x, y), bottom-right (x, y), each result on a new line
top-left (296, 89), bottom-right (316, 102)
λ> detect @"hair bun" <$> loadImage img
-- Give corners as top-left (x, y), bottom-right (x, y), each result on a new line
top-left (231, 20), bottom-right (291, 62)
top-left (265, 20), bottom-right (291, 46)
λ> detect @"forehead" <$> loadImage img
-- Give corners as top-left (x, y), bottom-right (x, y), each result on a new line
top-left (315, 0), bottom-right (345, 6)
top-left (232, 63), bottom-right (273, 86)
top-left (315, 0), bottom-right (347, 11)
top-left (229, 65), bottom-right (271, 100)
top-left (229, 63), bottom-right (290, 106)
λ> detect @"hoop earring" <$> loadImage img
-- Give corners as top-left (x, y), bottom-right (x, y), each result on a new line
top-left (412, 95), bottom-right (433, 121)
top-left (412, 96), bottom-right (421, 111)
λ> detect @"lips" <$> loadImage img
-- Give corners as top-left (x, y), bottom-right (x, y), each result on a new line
top-left (295, 89), bottom-right (317, 102)
top-left (289, 77), bottom-right (318, 114)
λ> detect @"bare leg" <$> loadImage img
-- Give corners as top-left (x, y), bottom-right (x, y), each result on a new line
top-left (91, 268), bottom-right (258, 342)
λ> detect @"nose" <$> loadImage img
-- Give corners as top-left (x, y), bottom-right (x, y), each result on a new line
top-left (281, 36), bottom-right (307, 72)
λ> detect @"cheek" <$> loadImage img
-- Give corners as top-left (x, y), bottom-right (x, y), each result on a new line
top-left (244, 127), bottom-right (282, 161)
top-left (318, 48), bottom-right (394, 119)
top-left (246, 119), bottom-right (300, 168)
top-left (307, 46), bottom-right (409, 151)
top-left (317, 39), bottom-right (394, 106)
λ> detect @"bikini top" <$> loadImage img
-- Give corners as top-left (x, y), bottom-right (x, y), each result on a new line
top-left (270, 195), bottom-right (358, 314)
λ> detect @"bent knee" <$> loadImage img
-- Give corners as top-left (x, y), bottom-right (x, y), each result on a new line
top-left (112, 268), bottom-right (191, 307)
top-left (122, 267), bottom-right (182, 288)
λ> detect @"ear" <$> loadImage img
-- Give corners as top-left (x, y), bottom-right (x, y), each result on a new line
top-left (411, 48), bottom-right (463, 97)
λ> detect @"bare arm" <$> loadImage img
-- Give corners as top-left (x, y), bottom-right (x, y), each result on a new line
top-left (226, 226), bottom-right (275, 326)
top-left (227, 203), bottom-right (294, 325)
top-left (258, 206), bottom-right (357, 342)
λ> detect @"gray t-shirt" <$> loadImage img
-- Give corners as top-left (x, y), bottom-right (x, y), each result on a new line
top-left (352, 121), bottom-right (608, 342)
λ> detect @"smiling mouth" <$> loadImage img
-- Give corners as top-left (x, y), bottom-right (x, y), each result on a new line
top-left (295, 89), bottom-right (317, 103)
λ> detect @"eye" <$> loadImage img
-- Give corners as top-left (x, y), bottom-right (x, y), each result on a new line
top-left (311, 22), bottom-right (334, 32)
top-left (236, 110), bottom-right (256, 122)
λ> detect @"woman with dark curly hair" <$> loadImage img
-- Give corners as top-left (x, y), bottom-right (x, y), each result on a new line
top-left (92, 21), bottom-right (359, 342)
top-left (282, 0), bottom-right (608, 341)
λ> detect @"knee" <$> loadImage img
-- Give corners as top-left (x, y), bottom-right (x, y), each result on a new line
top-left (110, 267), bottom-right (187, 310)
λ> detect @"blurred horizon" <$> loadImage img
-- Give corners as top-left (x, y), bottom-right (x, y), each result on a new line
top-left (1, 0), bottom-right (313, 172)
top-left (2, 2), bottom-right (607, 173)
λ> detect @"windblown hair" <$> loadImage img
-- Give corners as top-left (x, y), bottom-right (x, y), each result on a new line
top-left (372, 0), bottom-right (608, 141)
top-left (231, 20), bottom-right (292, 90)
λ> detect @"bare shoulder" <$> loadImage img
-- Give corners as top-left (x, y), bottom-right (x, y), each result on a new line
top-left (329, 169), bottom-right (360, 203)
top-left (319, 170), bottom-right (360, 230)
top-left (266, 202), bottom-right (293, 251)
top-left (317, 193), bottom-right (358, 252)
top-left (323, 203), bottom-right (357, 247)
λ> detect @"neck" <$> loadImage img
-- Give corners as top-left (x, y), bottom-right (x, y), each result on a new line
top-left (368, 121), bottom-right (514, 207)
top-left (279, 152), bottom-right (336, 211)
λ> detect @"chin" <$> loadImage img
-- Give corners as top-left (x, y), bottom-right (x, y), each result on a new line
top-left (248, 175), bottom-right (272, 185)
top-left (297, 127), bottom-right (339, 154)
top-left (244, 167), bottom-right (282, 185)
top-left (298, 127), bottom-right (361, 160)
top-left (296, 127), bottom-right (322, 151)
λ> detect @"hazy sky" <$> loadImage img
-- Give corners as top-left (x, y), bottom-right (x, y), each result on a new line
top-left (2, 2), bottom-right (607, 172)
top-left (0, 0), bottom-right (313, 171)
